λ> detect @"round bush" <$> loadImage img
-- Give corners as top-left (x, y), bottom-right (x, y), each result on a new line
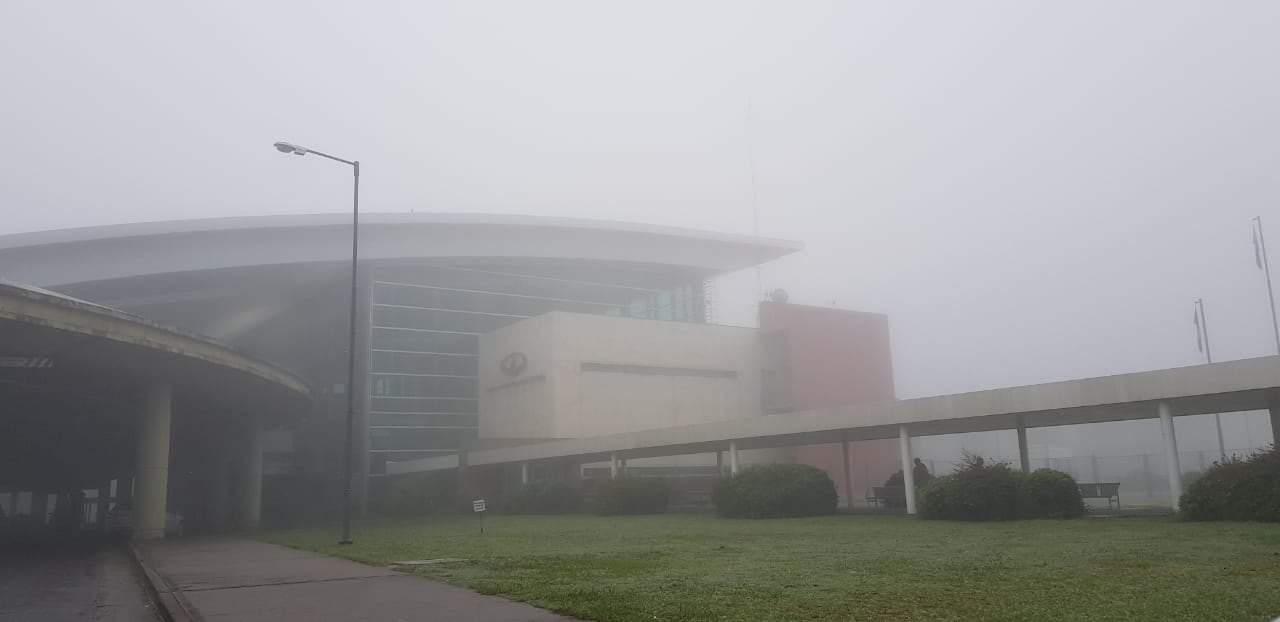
top-left (503, 481), bottom-right (583, 515)
top-left (591, 477), bottom-right (670, 515)
top-left (712, 464), bottom-right (837, 518)
top-left (919, 463), bottom-right (1023, 521)
top-left (1018, 469), bottom-right (1084, 519)
top-left (1180, 446), bottom-right (1280, 521)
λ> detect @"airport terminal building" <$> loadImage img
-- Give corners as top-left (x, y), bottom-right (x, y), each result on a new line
top-left (0, 213), bottom-right (898, 520)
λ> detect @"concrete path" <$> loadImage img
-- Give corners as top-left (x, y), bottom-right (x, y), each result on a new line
top-left (137, 538), bottom-right (577, 621)
top-left (0, 541), bottom-right (159, 621)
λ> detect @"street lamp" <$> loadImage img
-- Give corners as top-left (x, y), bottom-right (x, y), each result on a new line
top-left (1193, 298), bottom-right (1226, 460)
top-left (1252, 217), bottom-right (1280, 355)
top-left (273, 140), bottom-right (360, 546)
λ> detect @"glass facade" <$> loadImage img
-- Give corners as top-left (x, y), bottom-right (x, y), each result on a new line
top-left (366, 263), bottom-right (704, 475)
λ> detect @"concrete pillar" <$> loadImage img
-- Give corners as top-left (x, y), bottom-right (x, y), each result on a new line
top-left (728, 441), bottom-right (739, 476)
top-left (30, 491), bottom-right (48, 525)
top-left (520, 463), bottom-right (529, 485)
top-left (898, 425), bottom-right (917, 515)
top-left (1015, 418), bottom-right (1030, 474)
top-left (237, 418), bottom-right (263, 531)
top-left (610, 453), bottom-right (619, 479)
top-left (1158, 401), bottom-right (1183, 512)
top-left (841, 433), bottom-right (854, 511)
top-left (96, 481), bottom-right (111, 532)
top-left (133, 383), bottom-right (172, 540)
top-left (207, 450), bottom-right (232, 533)
top-left (1270, 406), bottom-right (1280, 446)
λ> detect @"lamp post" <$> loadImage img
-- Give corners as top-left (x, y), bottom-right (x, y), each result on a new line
top-left (273, 141), bottom-right (359, 545)
top-left (1193, 298), bottom-right (1226, 460)
top-left (1252, 217), bottom-right (1280, 355)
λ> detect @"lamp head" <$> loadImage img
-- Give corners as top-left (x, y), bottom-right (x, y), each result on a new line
top-left (273, 141), bottom-right (308, 155)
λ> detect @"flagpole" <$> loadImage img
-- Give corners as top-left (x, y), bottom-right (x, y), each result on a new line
top-left (1254, 217), bottom-right (1280, 355)
top-left (1195, 299), bottom-right (1226, 460)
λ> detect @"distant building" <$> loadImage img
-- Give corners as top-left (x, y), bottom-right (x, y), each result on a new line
top-left (1, 213), bottom-right (901, 512)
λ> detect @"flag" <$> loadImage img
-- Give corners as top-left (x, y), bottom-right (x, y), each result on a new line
top-left (1194, 307), bottom-right (1203, 353)
top-left (1254, 228), bottom-right (1264, 269)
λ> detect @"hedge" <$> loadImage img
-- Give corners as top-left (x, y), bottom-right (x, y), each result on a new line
top-left (919, 463), bottom-right (1022, 521)
top-left (1180, 446), bottom-right (1280, 521)
top-left (1018, 469), bottom-right (1085, 519)
top-left (712, 464), bottom-right (837, 518)
top-left (920, 459), bottom-right (1083, 521)
top-left (592, 477), bottom-right (670, 515)
top-left (503, 481), bottom-right (583, 515)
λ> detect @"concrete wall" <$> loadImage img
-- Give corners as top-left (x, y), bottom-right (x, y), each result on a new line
top-left (479, 312), bottom-right (764, 441)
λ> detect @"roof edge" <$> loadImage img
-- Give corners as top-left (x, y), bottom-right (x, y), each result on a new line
top-left (0, 212), bottom-right (804, 255)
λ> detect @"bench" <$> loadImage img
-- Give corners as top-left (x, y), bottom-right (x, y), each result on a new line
top-left (865, 486), bottom-right (906, 508)
top-left (1077, 482), bottom-right (1121, 509)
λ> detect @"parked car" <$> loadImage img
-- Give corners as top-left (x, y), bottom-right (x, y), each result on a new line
top-left (105, 503), bottom-right (183, 536)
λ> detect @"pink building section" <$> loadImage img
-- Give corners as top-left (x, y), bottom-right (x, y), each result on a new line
top-left (758, 301), bottom-right (900, 506)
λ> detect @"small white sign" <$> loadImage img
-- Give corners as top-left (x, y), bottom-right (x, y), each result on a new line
top-left (472, 499), bottom-right (486, 513)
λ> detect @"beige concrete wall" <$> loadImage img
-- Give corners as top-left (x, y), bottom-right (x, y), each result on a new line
top-left (479, 312), bottom-right (764, 441)
top-left (478, 313), bottom-right (558, 440)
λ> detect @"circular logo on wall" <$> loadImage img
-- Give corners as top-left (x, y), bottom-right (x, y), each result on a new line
top-left (499, 352), bottom-right (528, 378)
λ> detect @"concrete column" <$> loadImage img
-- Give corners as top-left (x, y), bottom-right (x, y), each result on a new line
top-left (898, 425), bottom-right (917, 515)
top-left (1270, 406), bottom-right (1280, 446)
top-left (610, 453), bottom-right (619, 480)
top-left (207, 450), bottom-right (232, 533)
top-left (1158, 401), bottom-right (1183, 512)
top-left (520, 463), bottom-right (529, 485)
top-left (1015, 418), bottom-right (1030, 473)
top-left (30, 491), bottom-right (48, 525)
top-left (237, 417), bottom-right (264, 531)
top-left (728, 441), bottom-right (739, 476)
top-left (841, 433), bottom-right (854, 511)
top-left (133, 383), bottom-right (172, 540)
top-left (96, 481), bottom-right (111, 532)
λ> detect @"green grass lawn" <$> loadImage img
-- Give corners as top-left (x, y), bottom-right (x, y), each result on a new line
top-left (262, 514), bottom-right (1280, 622)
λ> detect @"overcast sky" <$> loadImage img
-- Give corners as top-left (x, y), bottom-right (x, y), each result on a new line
top-left (3, 0), bottom-right (1279, 439)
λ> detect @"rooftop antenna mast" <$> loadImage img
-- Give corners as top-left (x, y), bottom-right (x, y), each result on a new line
top-left (746, 96), bottom-right (764, 303)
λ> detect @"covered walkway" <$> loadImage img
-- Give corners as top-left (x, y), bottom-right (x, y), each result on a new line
top-left (391, 355), bottom-right (1280, 513)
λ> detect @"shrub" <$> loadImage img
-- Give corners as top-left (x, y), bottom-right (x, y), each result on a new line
top-left (376, 472), bottom-right (456, 516)
top-left (592, 478), bottom-right (670, 515)
top-left (919, 460), bottom-right (1023, 521)
top-left (503, 481), bottom-right (583, 515)
top-left (881, 462), bottom-right (935, 508)
top-left (1018, 469), bottom-right (1085, 519)
top-left (1180, 446), bottom-right (1280, 522)
top-left (712, 464), bottom-right (838, 518)
top-left (1181, 470), bottom-right (1205, 491)
top-left (881, 471), bottom-right (908, 508)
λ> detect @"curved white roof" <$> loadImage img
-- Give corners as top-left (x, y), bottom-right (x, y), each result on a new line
top-left (0, 213), bottom-right (802, 286)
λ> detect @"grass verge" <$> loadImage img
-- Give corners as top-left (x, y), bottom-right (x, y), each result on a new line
top-left (262, 514), bottom-right (1280, 621)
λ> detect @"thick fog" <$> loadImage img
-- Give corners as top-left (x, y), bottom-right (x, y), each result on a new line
top-left (3, 2), bottom-right (1278, 465)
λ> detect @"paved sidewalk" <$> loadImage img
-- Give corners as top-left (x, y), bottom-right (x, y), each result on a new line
top-left (1, 542), bottom-right (158, 622)
top-left (136, 538), bottom-right (577, 621)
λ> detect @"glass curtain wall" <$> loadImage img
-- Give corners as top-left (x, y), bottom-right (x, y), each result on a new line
top-left (366, 264), bottom-right (704, 475)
